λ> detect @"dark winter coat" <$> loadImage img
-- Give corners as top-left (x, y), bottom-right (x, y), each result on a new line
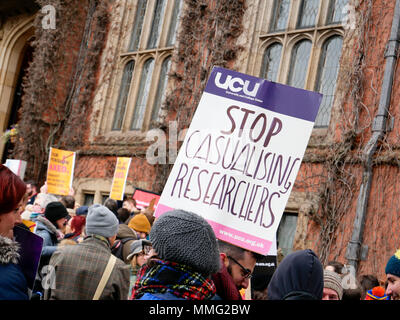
top-left (115, 224), bottom-right (138, 263)
top-left (267, 249), bottom-right (324, 300)
top-left (0, 235), bottom-right (28, 300)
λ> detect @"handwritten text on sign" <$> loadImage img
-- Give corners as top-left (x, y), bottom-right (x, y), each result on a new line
top-left (155, 67), bottom-right (321, 255)
top-left (110, 157), bottom-right (132, 201)
top-left (46, 147), bottom-right (76, 196)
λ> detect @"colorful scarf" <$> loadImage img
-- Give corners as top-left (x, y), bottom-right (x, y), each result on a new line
top-left (131, 259), bottom-right (216, 300)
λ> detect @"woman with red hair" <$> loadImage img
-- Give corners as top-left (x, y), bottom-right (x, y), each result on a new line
top-left (65, 215), bottom-right (86, 242)
top-left (0, 164), bottom-right (29, 300)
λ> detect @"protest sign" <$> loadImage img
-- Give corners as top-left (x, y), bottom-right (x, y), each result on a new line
top-left (133, 187), bottom-right (161, 210)
top-left (13, 225), bottom-right (43, 290)
top-left (110, 157), bottom-right (132, 200)
top-left (46, 147), bottom-right (76, 195)
top-left (4, 159), bottom-right (27, 179)
top-left (154, 66), bottom-right (322, 255)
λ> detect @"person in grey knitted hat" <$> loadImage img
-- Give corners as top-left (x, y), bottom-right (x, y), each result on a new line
top-left (132, 209), bottom-right (220, 300)
top-left (86, 204), bottom-right (119, 238)
top-left (150, 209), bottom-right (220, 276)
top-left (323, 270), bottom-right (343, 300)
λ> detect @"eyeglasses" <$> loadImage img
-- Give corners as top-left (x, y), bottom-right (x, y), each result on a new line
top-left (227, 256), bottom-right (252, 279)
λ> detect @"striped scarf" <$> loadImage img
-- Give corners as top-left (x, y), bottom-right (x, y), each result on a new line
top-left (131, 259), bottom-right (216, 300)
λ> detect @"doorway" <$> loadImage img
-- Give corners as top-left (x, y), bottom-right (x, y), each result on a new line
top-left (1, 42), bottom-right (33, 163)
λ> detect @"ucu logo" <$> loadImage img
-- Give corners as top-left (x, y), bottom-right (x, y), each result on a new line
top-left (214, 72), bottom-right (260, 97)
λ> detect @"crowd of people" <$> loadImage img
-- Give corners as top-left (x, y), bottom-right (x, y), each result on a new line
top-left (1, 163), bottom-right (400, 300)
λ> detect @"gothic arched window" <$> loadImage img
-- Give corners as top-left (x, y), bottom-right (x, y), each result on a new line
top-left (314, 36), bottom-right (343, 127)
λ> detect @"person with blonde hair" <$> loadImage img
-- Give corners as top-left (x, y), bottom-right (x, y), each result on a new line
top-left (126, 239), bottom-right (152, 299)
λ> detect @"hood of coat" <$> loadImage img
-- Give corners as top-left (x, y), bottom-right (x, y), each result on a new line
top-left (36, 215), bottom-right (64, 240)
top-left (117, 223), bottom-right (138, 239)
top-left (267, 249), bottom-right (324, 300)
top-left (0, 235), bottom-right (20, 265)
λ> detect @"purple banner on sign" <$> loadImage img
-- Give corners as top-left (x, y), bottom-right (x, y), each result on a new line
top-left (205, 66), bottom-right (322, 122)
top-left (14, 225), bottom-right (43, 290)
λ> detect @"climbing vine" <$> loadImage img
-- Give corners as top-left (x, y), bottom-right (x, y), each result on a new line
top-left (302, 0), bottom-right (400, 267)
top-left (151, 0), bottom-right (246, 193)
top-left (12, 0), bottom-right (110, 183)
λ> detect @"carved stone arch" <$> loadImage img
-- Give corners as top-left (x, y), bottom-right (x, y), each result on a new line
top-left (284, 35), bottom-right (313, 87)
top-left (285, 33), bottom-right (314, 50)
top-left (0, 15), bottom-right (34, 160)
top-left (316, 29), bottom-right (344, 48)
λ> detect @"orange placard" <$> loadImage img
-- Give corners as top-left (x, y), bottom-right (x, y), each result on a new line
top-left (110, 157), bottom-right (132, 200)
top-left (46, 147), bottom-right (76, 196)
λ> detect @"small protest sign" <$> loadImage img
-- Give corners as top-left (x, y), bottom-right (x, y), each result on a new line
top-left (46, 147), bottom-right (76, 196)
top-left (133, 187), bottom-right (161, 210)
top-left (155, 66), bottom-right (321, 255)
top-left (4, 159), bottom-right (27, 180)
top-left (110, 157), bottom-right (132, 201)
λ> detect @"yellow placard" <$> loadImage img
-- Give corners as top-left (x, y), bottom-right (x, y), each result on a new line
top-left (110, 157), bottom-right (132, 200)
top-left (46, 147), bottom-right (76, 196)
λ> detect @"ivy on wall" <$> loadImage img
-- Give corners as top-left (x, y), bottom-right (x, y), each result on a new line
top-left (150, 0), bottom-right (246, 194)
top-left (12, 0), bottom-right (110, 183)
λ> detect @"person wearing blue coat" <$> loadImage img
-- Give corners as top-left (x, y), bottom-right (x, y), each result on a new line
top-left (32, 201), bottom-right (69, 298)
top-left (35, 202), bottom-right (69, 261)
top-left (0, 164), bottom-right (29, 300)
top-left (0, 236), bottom-right (28, 300)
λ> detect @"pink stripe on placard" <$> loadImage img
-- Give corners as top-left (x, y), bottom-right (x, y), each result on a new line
top-left (206, 220), bottom-right (272, 256)
top-left (154, 203), bottom-right (272, 255)
top-left (154, 203), bottom-right (174, 217)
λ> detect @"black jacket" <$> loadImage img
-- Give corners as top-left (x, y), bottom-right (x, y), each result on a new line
top-left (267, 249), bottom-right (323, 300)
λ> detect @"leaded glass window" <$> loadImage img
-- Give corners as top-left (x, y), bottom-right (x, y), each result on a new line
top-left (297, 0), bottom-right (319, 28)
top-left (260, 43), bottom-right (282, 82)
top-left (147, 0), bottom-right (167, 49)
top-left (131, 59), bottom-right (155, 130)
top-left (128, 0), bottom-right (147, 52)
top-left (84, 193), bottom-right (94, 206)
top-left (112, 61), bottom-right (135, 130)
top-left (101, 0), bottom-right (183, 134)
top-left (270, 0), bottom-right (290, 32)
top-left (277, 212), bottom-right (298, 257)
top-left (166, 0), bottom-right (182, 46)
top-left (327, 0), bottom-right (349, 24)
top-left (151, 57), bottom-right (171, 123)
top-left (314, 36), bottom-right (343, 127)
top-left (287, 40), bottom-right (312, 89)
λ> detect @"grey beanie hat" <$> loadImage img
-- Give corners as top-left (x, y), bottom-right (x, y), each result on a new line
top-left (86, 204), bottom-right (119, 238)
top-left (150, 209), bottom-right (220, 276)
top-left (324, 270), bottom-right (343, 299)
